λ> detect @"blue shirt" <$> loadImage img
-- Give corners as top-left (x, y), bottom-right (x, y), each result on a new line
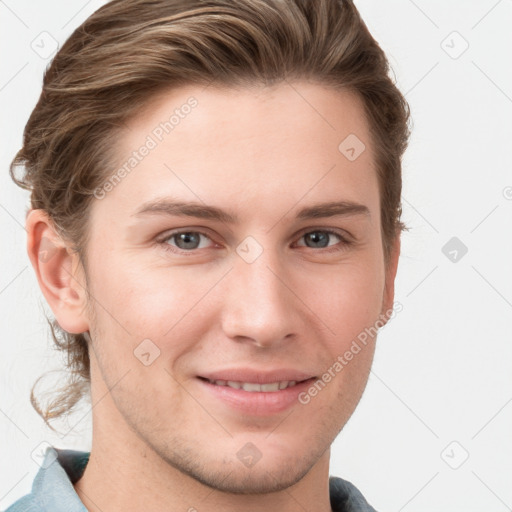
top-left (4, 446), bottom-right (378, 512)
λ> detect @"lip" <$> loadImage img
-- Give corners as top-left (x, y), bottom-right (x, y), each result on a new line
top-left (196, 373), bottom-right (317, 416)
top-left (198, 368), bottom-right (315, 384)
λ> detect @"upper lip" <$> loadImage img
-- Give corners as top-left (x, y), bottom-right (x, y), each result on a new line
top-left (198, 368), bottom-right (316, 384)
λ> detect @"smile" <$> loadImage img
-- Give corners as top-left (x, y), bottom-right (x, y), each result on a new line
top-left (204, 378), bottom-right (302, 392)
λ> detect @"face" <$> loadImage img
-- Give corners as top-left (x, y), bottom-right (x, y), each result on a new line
top-left (74, 82), bottom-right (398, 493)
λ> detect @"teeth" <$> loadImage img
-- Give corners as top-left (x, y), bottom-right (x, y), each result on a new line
top-left (209, 379), bottom-right (298, 392)
top-left (227, 380), bottom-right (242, 389)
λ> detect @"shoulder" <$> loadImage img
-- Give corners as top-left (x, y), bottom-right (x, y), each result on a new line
top-left (4, 493), bottom-right (40, 511)
top-left (3, 446), bottom-right (90, 512)
top-left (329, 475), bottom-right (379, 512)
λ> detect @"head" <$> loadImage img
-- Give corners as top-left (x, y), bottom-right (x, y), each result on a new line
top-left (14, 0), bottom-right (410, 494)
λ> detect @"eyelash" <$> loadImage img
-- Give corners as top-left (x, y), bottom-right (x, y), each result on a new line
top-left (156, 228), bottom-right (353, 256)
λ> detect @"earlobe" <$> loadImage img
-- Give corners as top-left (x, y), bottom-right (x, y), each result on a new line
top-left (381, 234), bottom-right (401, 324)
top-left (26, 209), bottom-right (90, 334)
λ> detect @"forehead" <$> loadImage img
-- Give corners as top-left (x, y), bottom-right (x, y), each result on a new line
top-left (123, 81), bottom-right (373, 157)
top-left (94, 81), bottom-right (378, 223)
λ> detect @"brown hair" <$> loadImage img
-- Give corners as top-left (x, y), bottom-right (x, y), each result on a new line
top-left (10, 0), bottom-right (411, 430)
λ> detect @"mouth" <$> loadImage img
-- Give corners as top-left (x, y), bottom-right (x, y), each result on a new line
top-left (195, 376), bottom-right (318, 415)
top-left (197, 376), bottom-right (315, 392)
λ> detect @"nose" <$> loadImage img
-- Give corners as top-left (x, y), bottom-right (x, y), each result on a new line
top-left (219, 248), bottom-right (303, 348)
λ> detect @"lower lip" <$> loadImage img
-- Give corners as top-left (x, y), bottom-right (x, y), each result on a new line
top-left (196, 377), bottom-right (316, 416)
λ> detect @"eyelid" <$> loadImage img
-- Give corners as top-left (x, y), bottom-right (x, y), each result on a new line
top-left (157, 228), bottom-right (218, 250)
top-left (292, 228), bottom-right (353, 252)
top-left (157, 226), bottom-right (354, 255)
top-left (294, 226), bottom-right (353, 243)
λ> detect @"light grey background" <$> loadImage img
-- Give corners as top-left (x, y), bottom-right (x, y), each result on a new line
top-left (1, 1), bottom-right (511, 510)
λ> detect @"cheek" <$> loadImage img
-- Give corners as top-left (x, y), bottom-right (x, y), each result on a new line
top-left (90, 251), bottom-right (189, 327)
top-left (295, 257), bottom-right (384, 347)
top-left (87, 257), bottom-right (220, 366)
top-left (302, 266), bottom-right (381, 415)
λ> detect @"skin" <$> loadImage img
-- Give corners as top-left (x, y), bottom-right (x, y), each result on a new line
top-left (26, 81), bottom-right (400, 512)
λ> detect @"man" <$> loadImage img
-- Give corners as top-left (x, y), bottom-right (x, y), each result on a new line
top-left (6, 0), bottom-right (410, 510)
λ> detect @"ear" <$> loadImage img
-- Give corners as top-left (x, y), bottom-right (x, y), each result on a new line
top-left (26, 209), bottom-right (90, 334)
top-left (380, 234), bottom-right (401, 323)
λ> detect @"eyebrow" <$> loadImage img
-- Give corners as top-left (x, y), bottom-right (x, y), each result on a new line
top-left (132, 198), bottom-right (371, 223)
